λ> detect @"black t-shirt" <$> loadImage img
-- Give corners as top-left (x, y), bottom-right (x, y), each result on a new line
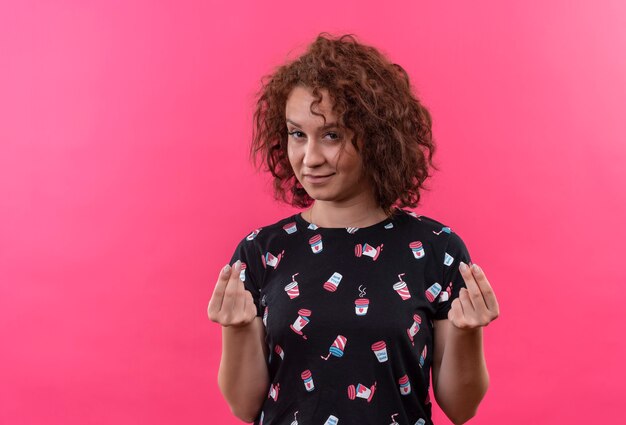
top-left (228, 208), bottom-right (471, 425)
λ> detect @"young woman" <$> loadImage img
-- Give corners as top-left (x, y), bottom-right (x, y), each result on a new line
top-left (208, 33), bottom-right (499, 425)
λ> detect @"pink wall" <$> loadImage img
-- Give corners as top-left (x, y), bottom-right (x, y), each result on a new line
top-left (1, 1), bottom-right (625, 423)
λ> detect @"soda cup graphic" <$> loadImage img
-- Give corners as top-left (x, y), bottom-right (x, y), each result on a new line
top-left (284, 273), bottom-right (300, 299)
top-left (301, 369), bottom-right (315, 392)
top-left (354, 298), bottom-right (369, 315)
top-left (283, 222), bottom-right (297, 234)
top-left (323, 415), bottom-right (339, 425)
top-left (425, 282), bottom-right (442, 302)
top-left (419, 345), bottom-right (427, 368)
top-left (444, 252), bottom-right (454, 266)
top-left (398, 374), bottom-right (411, 395)
top-left (290, 309), bottom-right (311, 339)
top-left (407, 314), bottom-right (422, 344)
top-left (346, 227), bottom-right (359, 234)
top-left (323, 272), bottom-right (343, 292)
top-left (393, 273), bottom-right (411, 300)
top-left (322, 335), bottom-right (347, 360)
top-left (274, 344), bottom-right (284, 360)
top-left (409, 241), bottom-right (425, 259)
top-left (371, 341), bottom-right (388, 363)
top-left (433, 226), bottom-right (451, 235)
top-left (347, 382), bottom-right (377, 403)
top-left (309, 234), bottom-right (323, 254)
top-left (290, 411), bottom-right (299, 425)
top-left (354, 243), bottom-right (382, 261)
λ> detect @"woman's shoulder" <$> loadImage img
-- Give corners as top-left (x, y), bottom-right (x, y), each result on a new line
top-left (236, 213), bottom-right (299, 244)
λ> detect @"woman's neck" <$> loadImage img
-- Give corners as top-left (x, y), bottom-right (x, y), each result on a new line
top-left (304, 200), bottom-right (390, 228)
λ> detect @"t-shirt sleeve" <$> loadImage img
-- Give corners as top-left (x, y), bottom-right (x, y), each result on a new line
top-left (228, 234), bottom-right (265, 317)
top-left (434, 231), bottom-right (472, 320)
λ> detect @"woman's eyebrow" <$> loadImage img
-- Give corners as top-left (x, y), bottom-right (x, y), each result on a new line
top-left (286, 119), bottom-right (339, 130)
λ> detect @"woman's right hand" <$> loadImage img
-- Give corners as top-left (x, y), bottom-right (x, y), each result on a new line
top-left (208, 260), bottom-right (258, 328)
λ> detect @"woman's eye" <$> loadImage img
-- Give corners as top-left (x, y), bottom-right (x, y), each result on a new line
top-left (288, 130), bottom-right (305, 138)
top-left (287, 130), bottom-right (341, 141)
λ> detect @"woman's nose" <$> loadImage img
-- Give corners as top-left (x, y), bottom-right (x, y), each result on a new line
top-left (302, 139), bottom-right (325, 167)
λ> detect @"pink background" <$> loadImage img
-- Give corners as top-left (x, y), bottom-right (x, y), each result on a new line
top-left (1, 1), bottom-right (625, 424)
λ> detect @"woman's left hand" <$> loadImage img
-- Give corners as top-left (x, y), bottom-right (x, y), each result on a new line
top-left (448, 262), bottom-right (500, 330)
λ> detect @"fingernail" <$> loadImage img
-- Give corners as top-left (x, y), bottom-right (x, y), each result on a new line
top-left (459, 262), bottom-right (468, 272)
top-left (471, 263), bottom-right (480, 273)
top-left (222, 264), bottom-right (231, 274)
top-left (235, 259), bottom-right (241, 270)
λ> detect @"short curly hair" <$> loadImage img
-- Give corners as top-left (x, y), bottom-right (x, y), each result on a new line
top-left (250, 32), bottom-right (438, 217)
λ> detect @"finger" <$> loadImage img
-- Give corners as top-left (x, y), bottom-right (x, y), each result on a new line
top-left (220, 260), bottom-right (241, 315)
top-left (470, 264), bottom-right (499, 313)
top-left (244, 290), bottom-right (258, 320)
top-left (459, 287), bottom-right (476, 313)
top-left (208, 264), bottom-right (233, 318)
top-left (460, 262), bottom-right (488, 310)
top-left (232, 274), bottom-right (246, 317)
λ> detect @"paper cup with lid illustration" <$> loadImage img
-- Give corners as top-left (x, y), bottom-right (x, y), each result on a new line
top-left (398, 374), bottom-right (411, 395)
top-left (444, 252), bottom-right (454, 266)
top-left (347, 382), bottom-right (377, 403)
top-left (407, 314), bottom-right (422, 344)
top-left (283, 221), bottom-right (297, 234)
top-left (409, 241), bottom-right (425, 259)
top-left (323, 272), bottom-right (343, 292)
top-left (354, 242), bottom-right (382, 261)
top-left (290, 309), bottom-right (311, 339)
top-left (355, 298), bottom-right (369, 315)
top-left (246, 228), bottom-right (261, 240)
top-left (239, 262), bottom-right (247, 282)
top-left (425, 282), bottom-right (442, 302)
top-left (301, 369), bottom-right (315, 392)
top-left (419, 345), bottom-right (427, 367)
top-left (323, 415), bottom-right (339, 425)
top-left (371, 341), bottom-right (388, 363)
top-left (274, 344), bottom-right (284, 360)
top-left (262, 250), bottom-right (284, 269)
top-left (268, 382), bottom-right (280, 401)
top-left (309, 234), bottom-right (323, 254)
top-left (393, 273), bottom-right (411, 300)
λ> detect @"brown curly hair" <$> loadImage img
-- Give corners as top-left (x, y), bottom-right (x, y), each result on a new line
top-left (250, 32), bottom-right (438, 217)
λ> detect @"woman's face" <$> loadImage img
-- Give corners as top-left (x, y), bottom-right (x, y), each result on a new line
top-left (286, 85), bottom-right (371, 203)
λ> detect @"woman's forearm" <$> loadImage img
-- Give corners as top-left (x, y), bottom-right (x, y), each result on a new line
top-left (434, 327), bottom-right (489, 425)
top-left (218, 318), bottom-right (269, 422)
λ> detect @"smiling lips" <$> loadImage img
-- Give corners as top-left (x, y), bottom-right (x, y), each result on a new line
top-left (304, 173), bottom-right (334, 183)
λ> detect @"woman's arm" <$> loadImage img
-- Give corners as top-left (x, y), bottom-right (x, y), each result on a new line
top-left (218, 317), bottom-right (269, 422)
top-left (432, 320), bottom-right (488, 424)
top-left (432, 262), bottom-right (499, 425)
top-left (209, 261), bottom-right (270, 422)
